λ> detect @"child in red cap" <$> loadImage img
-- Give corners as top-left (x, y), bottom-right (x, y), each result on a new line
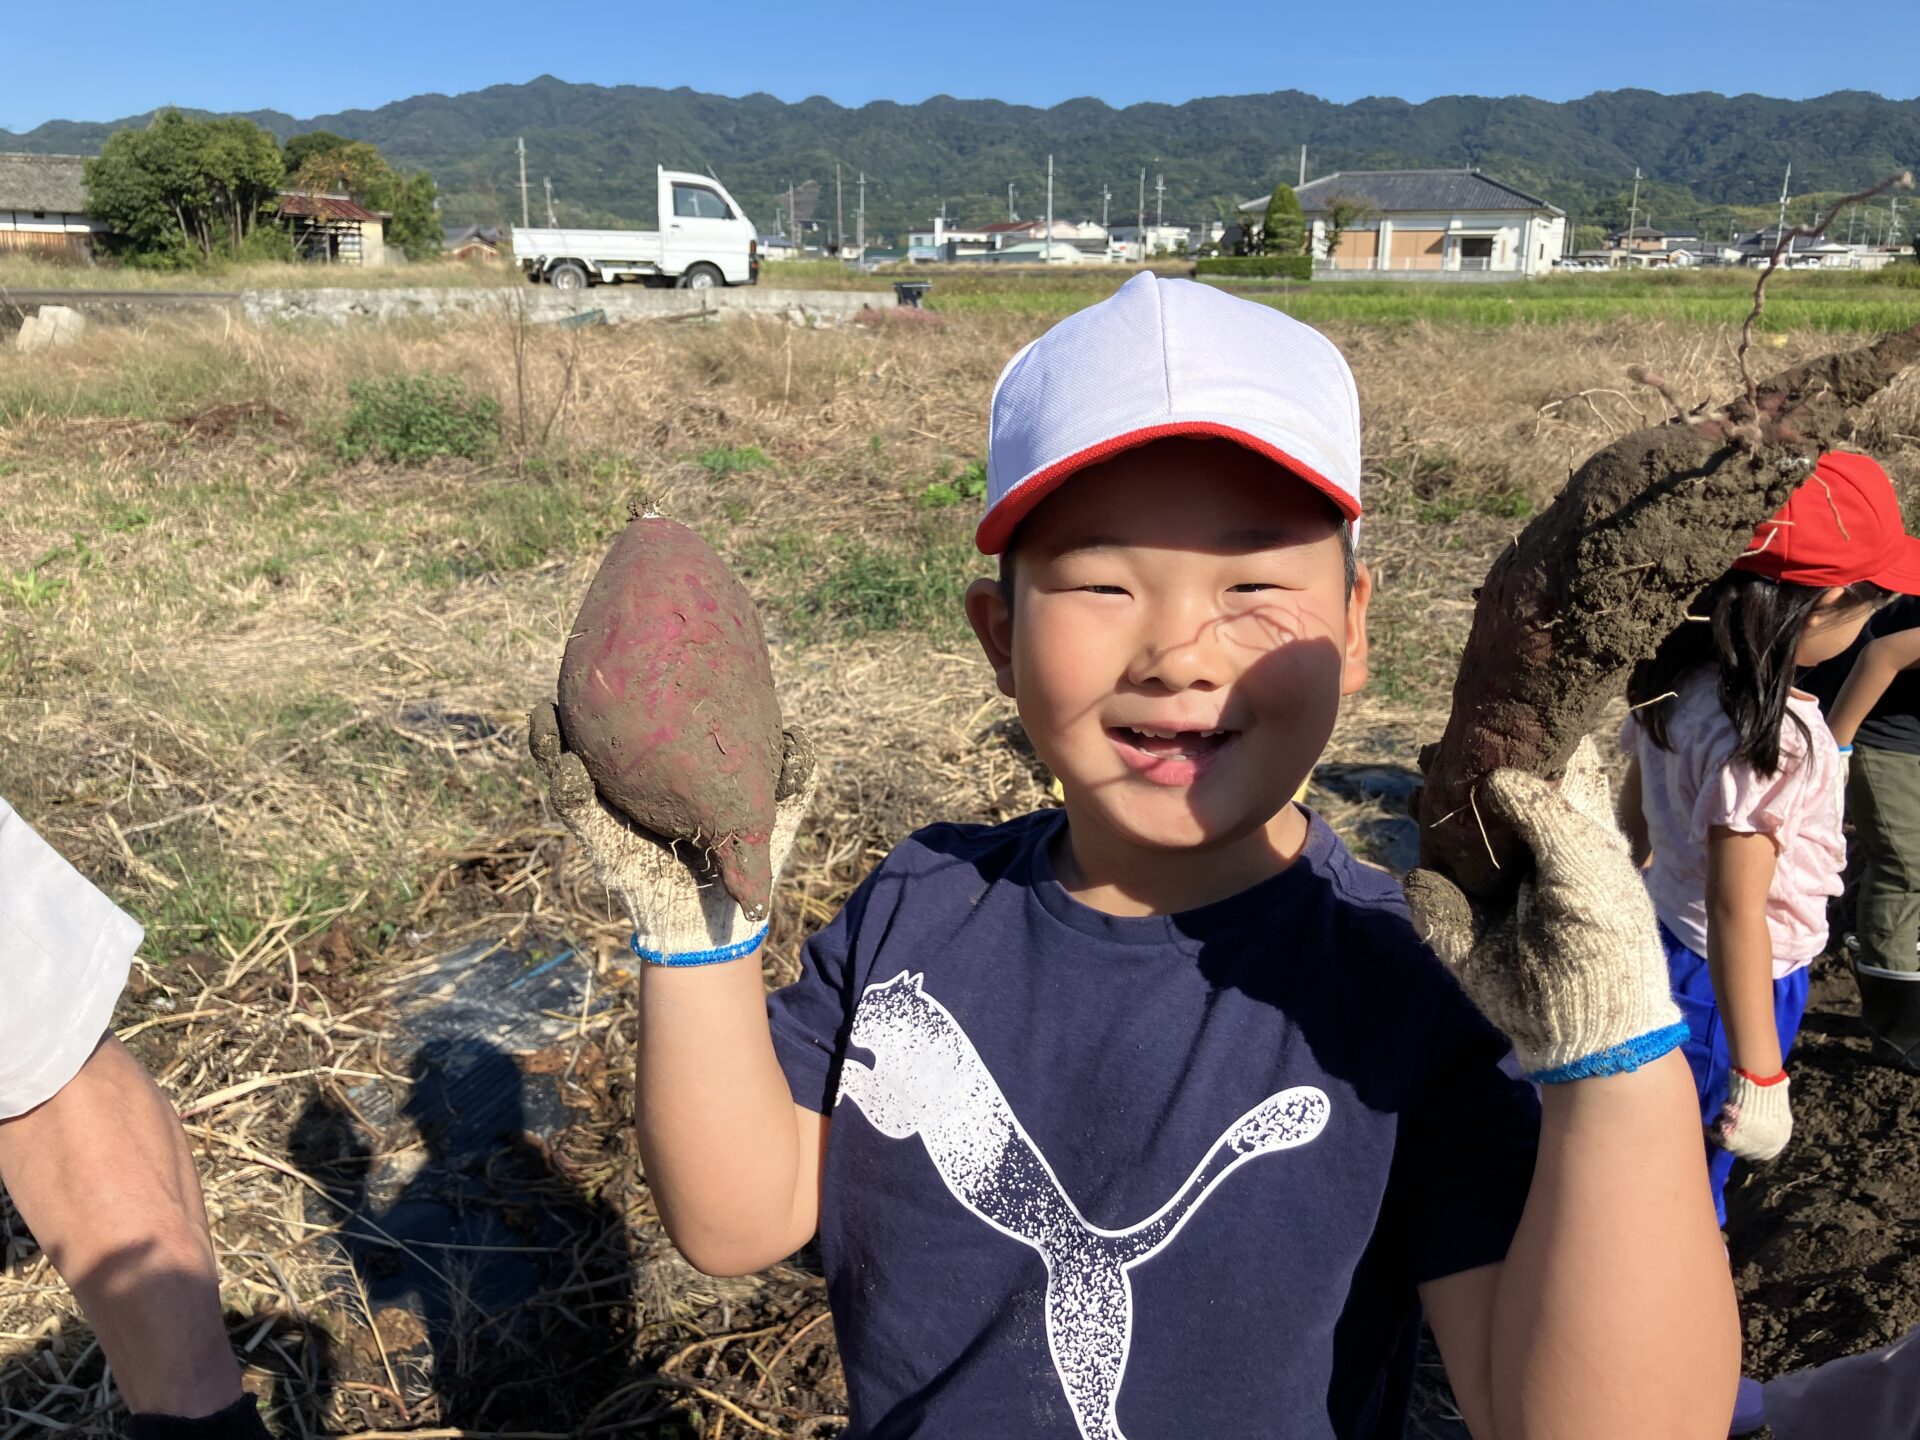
top-left (1621, 451), bottom-right (1920, 1230)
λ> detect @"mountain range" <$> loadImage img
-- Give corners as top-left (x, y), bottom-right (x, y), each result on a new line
top-left (4, 77), bottom-right (1918, 239)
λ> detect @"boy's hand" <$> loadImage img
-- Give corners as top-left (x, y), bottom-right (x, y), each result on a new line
top-left (1711, 1069), bottom-right (1792, 1160)
top-left (529, 702), bottom-right (817, 963)
top-left (1404, 737), bottom-right (1688, 1082)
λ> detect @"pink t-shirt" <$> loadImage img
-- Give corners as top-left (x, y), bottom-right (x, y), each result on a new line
top-left (1622, 670), bottom-right (1845, 974)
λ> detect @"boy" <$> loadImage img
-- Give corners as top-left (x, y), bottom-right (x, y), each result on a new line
top-left (532, 273), bottom-right (1738, 1437)
top-left (0, 796), bottom-right (268, 1438)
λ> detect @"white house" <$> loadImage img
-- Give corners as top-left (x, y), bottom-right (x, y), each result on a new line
top-left (1247, 169), bottom-right (1565, 277)
top-left (0, 153), bottom-right (109, 259)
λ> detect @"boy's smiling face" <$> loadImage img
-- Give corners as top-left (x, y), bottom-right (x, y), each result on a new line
top-left (968, 437), bottom-right (1370, 896)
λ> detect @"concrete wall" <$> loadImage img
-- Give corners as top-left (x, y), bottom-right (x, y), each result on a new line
top-left (240, 284), bottom-right (899, 327)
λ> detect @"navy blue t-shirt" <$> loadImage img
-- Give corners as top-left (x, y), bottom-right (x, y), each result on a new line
top-left (768, 808), bottom-right (1539, 1440)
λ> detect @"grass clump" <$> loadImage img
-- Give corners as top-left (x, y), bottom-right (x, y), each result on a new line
top-left (918, 459), bottom-right (988, 509)
top-left (694, 444), bottom-right (772, 479)
top-left (741, 526), bottom-right (980, 644)
top-left (337, 371), bottom-right (500, 465)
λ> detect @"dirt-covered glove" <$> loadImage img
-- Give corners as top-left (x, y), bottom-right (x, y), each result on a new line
top-left (1403, 737), bottom-right (1689, 1083)
top-left (1712, 1068), bottom-right (1792, 1160)
top-left (529, 701), bottom-right (816, 966)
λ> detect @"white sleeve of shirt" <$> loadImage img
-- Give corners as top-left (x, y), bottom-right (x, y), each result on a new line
top-left (0, 797), bottom-right (139, 1120)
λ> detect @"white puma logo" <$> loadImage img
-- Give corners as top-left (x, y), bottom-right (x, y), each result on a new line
top-left (836, 971), bottom-right (1331, 1440)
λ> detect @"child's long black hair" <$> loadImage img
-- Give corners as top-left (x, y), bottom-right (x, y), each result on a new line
top-left (1628, 572), bottom-right (1877, 777)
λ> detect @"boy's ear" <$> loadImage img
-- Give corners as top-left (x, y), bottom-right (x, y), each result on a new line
top-left (1341, 561), bottom-right (1373, 697)
top-left (965, 577), bottom-right (1017, 698)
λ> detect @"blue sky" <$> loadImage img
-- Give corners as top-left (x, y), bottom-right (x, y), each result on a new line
top-left (4, 0), bottom-right (1912, 131)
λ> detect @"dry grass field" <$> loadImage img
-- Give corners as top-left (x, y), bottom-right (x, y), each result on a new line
top-left (3, 296), bottom-right (1920, 1436)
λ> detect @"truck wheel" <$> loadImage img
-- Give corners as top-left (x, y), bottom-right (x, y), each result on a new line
top-left (680, 263), bottom-right (724, 291)
top-left (548, 261), bottom-right (589, 291)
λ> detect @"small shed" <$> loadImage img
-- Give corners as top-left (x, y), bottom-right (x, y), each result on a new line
top-left (0, 153), bottom-right (108, 259)
top-left (276, 192), bottom-right (387, 265)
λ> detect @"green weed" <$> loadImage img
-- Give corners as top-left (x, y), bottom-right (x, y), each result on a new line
top-left (694, 445), bottom-right (771, 480)
top-left (337, 372), bottom-right (500, 465)
top-left (919, 459), bottom-right (989, 509)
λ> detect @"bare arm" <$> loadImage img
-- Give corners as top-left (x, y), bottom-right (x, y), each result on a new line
top-left (1427, 1051), bottom-right (1738, 1440)
top-left (0, 1035), bottom-right (242, 1417)
top-left (1705, 826), bottom-right (1784, 1076)
top-left (1828, 629), bottom-right (1920, 748)
top-left (1616, 755), bottom-right (1650, 869)
top-left (636, 962), bottom-right (827, 1276)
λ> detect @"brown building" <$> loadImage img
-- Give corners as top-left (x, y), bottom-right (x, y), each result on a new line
top-left (0, 153), bottom-right (109, 259)
top-left (276, 191), bottom-right (388, 265)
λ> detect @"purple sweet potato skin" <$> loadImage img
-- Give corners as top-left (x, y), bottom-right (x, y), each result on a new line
top-left (556, 515), bottom-right (780, 918)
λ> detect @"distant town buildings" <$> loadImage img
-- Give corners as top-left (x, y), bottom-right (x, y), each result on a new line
top-left (1244, 169), bottom-right (1566, 278)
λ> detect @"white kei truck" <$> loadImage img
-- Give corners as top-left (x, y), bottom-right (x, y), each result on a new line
top-left (512, 167), bottom-right (759, 291)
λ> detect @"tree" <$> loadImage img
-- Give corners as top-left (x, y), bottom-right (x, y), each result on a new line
top-left (1261, 182), bottom-right (1305, 256)
top-left (86, 110), bottom-right (283, 265)
top-left (285, 135), bottom-right (442, 261)
top-left (1573, 224), bottom-right (1607, 254)
top-left (1319, 193), bottom-right (1379, 264)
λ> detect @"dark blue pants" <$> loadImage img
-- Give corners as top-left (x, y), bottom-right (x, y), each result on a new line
top-left (1660, 924), bottom-right (1811, 1226)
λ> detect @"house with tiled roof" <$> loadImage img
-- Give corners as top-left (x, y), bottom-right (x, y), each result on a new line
top-left (1244, 168), bottom-right (1565, 278)
top-left (0, 153), bottom-right (110, 259)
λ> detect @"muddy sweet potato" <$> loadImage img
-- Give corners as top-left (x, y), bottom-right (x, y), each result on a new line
top-left (556, 511), bottom-right (782, 918)
top-left (1419, 320), bottom-right (1920, 901)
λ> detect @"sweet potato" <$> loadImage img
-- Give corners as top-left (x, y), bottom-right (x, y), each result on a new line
top-left (556, 511), bottom-right (782, 918)
top-left (1418, 320), bottom-right (1920, 901)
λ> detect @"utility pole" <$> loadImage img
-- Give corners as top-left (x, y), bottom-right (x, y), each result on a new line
top-left (1008, 181), bottom-right (1017, 222)
top-left (1777, 163), bottom-right (1792, 246)
top-left (517, 137), bottom-right (529, 228)
top-left (1101, 184), bottom-right (1111, 232)
top-left (1155, 171), bottom-right (1165, 229)
top-left (835, 163), bottom-right (844, 253)
top-left (543, 176), bottom-right (557, 227)
top-left (1891, 196), bottom-right (1904, 249)
top-left (1626, 166), bottom-right (1642, 250)
top-left (1299, 144), bottom-right (1307, 187)
top-left (857, 171), bottom-right (866, 255)
top-left (1137, 167), bottom-right (1146, 261)
top-left (1045, 154), bottom-right (1054, 263)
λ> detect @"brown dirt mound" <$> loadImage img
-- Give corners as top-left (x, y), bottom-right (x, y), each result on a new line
top-left (1727, 959), bottom-right (1920, 1378)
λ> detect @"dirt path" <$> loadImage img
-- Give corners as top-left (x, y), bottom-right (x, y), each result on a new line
top-left (1728, 958), bottom-right (1920, 1378)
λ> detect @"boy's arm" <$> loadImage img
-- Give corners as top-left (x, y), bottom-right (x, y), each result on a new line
top-left (1405, 739), bottom-right (1739, 1440)
top-left (1828, 628), bottom-right (1920, 747)
top-left (1424, 1051), bottom-right (1735, 1440)
top-left (636, 963), bottom-right (828, 1274)
top-left (0, 1035), bottom-right (251, 1422)
top-left (530, 704), bottom-right (826, 1276)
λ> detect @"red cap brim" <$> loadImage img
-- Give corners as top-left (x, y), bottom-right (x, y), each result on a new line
top-left (975, 421), bottom-right (1362, 555)
top-left (1871, 534), bottom-right (1920, 596)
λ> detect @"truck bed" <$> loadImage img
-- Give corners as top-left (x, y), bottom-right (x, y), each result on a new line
top-left (509, 227), bottom-right (665, 264)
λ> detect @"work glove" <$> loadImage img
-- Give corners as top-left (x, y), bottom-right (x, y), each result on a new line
top-left (529, 701), bottom-right (817, 966)
top-left (1403, 737), bottom-right (1689, 1083)
top-left (1712, 1069), bottom-right (1793, 1161)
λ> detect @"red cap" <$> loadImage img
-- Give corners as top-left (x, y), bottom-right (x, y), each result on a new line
top-left (1733, 452), bottom-right (1920, 594)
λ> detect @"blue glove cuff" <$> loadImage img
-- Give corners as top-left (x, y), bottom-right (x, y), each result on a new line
top-left (1529, 1021), bottom-right (1690, 1085)
top-left (631, 927), bottom-right (768, 968)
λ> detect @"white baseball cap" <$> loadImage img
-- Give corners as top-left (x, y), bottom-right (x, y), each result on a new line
top-left (977, 271), bottom-right (1363, 555)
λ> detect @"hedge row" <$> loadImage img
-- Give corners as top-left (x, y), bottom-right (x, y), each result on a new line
top-left (1194, 255), bottom-right (1312, 281)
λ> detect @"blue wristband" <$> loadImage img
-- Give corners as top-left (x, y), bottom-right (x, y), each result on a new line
top-left (1838, 744), bottom-right (1855, 757)
top-left (631, 927), bottom-right (768, 968)
top-left (1528, 1021), bottom-right (1690, 1085)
